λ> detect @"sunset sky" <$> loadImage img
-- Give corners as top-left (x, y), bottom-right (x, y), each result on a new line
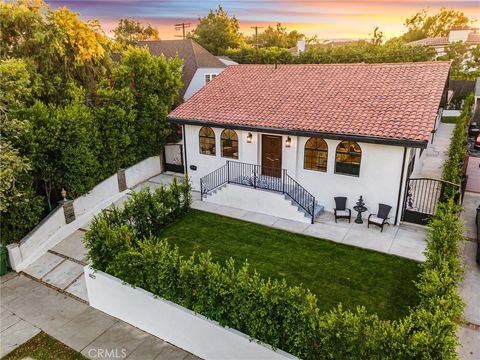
top-left (46, 0), bottom-right (479, 40)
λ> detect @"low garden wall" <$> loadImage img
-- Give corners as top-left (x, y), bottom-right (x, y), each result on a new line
top-left (7, 156), bottom-right (162, 272)
top-left (84, 266), bottom-right (294, 360)
top-left (83, 96), bottom-right (473, 359)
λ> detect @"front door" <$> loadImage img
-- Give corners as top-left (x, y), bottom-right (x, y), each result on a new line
top-left (261, 135), bottom-right (282, 177)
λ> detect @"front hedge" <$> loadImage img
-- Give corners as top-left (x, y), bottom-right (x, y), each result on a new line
top-left (85, 101), bottom-right (470, 357)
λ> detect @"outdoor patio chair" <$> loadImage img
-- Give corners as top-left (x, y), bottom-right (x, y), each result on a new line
top-left (368, 203), bottom-right (392, 232)
top-left (334, 197), bottom-right (351, 223)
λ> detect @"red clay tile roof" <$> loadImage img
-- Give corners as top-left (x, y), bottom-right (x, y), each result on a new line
top-left (408, 37), bottom-right (449, 46)
top-left (168, 62), bottom-right (450, 143)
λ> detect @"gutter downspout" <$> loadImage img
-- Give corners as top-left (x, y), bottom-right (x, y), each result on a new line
top-left (394, 147), bottom-right (408, 225)
top-left (182, 124), bottom-right (188, 177)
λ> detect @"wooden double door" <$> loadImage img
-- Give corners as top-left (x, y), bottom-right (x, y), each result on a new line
top-left (261, 135), bottom-right (282, 177)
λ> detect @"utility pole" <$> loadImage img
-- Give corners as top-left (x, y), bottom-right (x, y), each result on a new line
top-left (251, 26), bottom-right (263, 61)
top-left (175, 23), bottom-right (191, 40)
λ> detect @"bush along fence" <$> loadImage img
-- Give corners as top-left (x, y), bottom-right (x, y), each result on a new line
top-left (442, 93), bottom-right (473, 199)
top-left (85, 111), bottom-right (470, 358)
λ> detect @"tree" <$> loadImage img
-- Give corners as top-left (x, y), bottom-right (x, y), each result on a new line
top-left (0, 58), bottom-right (44, 245)
top-left (113, 18), bottom-right (160, 48)
top-left (401, 8), bottom-right (471, 42)
top-left (247, 23), bottom-right (304, 49)
top-left (225, 45), bottom-right (295, 64)
top-left (26, 99), bottom-right (100, 209)
top-left (439, 42), bottom-right (480, 80)
top-left (0, 0), bottom-right (111, 104)
top-left (191, 5), bottom-right (245, 55)
top-left (94, 85), bottom-right (138, 176)
top-left (111, 47), bottom-right (183, 159)
top-left (371, 27), bottom-right (384, 46)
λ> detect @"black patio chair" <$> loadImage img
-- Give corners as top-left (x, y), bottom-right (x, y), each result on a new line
top-left (334, 197), bottom-right (351, 223)
top-left (368, 204), bottom-right (392, 232)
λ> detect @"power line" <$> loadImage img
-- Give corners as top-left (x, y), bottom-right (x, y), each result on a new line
top-left (175, 23), bottom-right (191, 40)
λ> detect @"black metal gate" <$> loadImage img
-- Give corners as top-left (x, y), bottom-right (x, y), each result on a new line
top-left (402, 178), bottom-right (460, 225)
top-left (163, 144), bottom-right (184, 173)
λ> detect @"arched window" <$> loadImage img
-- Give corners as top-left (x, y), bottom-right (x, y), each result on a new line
top-left (221, 129), bottom-right (238, 159)
top-left (335, 141), bottom-right (361, 176)
top-left (199, 127), bottom-right (216, 155)
top-left (304, 138), bottom-right (328, 172)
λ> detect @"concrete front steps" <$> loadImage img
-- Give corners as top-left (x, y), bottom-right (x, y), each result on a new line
top-left (21, 229), bottom-right (89, 303)
top-left (203, 183), bottom-right (324, 223)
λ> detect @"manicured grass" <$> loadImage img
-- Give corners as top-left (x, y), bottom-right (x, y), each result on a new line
top-left (441, 116), bottom-right (459, 123)
top-left (159, 209), bottom-right (421, 320)
top-left (2, 332), bottom-right (87, 360)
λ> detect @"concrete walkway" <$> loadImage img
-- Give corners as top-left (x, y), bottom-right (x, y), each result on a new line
top-left (419, 123), bottom-right (454, 179)
top-left (0, 272), bottom-right (197, 359)
top-left (457, 191), bottom-right (480, 360)
top-left (192, 200), bottom-right (427, 262)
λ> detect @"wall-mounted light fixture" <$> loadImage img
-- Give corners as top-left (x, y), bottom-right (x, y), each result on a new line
top-left (246, 132), bottom-right (253, 143)
top-left (285, 136), bottom-right (292, 148)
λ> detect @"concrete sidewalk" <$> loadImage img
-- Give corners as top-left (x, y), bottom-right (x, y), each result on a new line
top-left (0, 273), bottom-right (197, 359)
top-left (457, 191), bottom-right (480, 360)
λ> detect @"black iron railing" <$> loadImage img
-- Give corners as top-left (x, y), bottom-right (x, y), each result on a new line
top-left (283, 170), bottom-right (316, 219)
top-left (200, 161), bottom-right (316, 223)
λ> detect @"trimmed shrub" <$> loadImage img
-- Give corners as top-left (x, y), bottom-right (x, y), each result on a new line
top-left (85, 110), bottom-right (468, 358)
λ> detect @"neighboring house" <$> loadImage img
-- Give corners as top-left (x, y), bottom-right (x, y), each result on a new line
top-left (167, 62), bottom-right (450, 225)
top-left (408, 28), bottom-right (480, 57)
top-left (217, 55), bottom-right (238, 66)
top-left (289, 39), bottom-right (366, 56)
top-left (137, 39), bottom-right (228, 100)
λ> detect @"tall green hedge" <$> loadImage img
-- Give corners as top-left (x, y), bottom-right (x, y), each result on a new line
top-left (85, 103), bottom-right (470, 358)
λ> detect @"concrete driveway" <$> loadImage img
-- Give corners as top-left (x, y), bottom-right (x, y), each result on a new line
top-left (457, 191), bottom-right (480, 360)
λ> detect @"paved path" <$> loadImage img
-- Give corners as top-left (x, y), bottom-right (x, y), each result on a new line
top-left (419, 123), bottom-right (455, 179)
top-left (192, 200), bottom-right (427, 262)
top-left (466, 156), bottom-right (480, 193)
top-left (0, 272), bottom-right (197, 359)
top-left (457, 191), bottom-right (480, 360)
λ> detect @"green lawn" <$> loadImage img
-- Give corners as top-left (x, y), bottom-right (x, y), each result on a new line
top-left (159, 209), bottom-right (421, 320)
top-left (2, 332), bottom-right (87, 360)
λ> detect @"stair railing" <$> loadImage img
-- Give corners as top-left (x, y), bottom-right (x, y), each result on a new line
top-left (200, 161), bottom-right (316, 223)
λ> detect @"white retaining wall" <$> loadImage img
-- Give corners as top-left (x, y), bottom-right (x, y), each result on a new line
top-left (85, 266), bottom-right (295, 360)
top-left (7, 156), bottom-right (162, 272)
top-left (205, 184), bottom-right (310, 223)
top-left (443, 109), bottom-right (461, 117)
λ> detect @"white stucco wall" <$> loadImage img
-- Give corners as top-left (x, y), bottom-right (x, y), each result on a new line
top-left (85, 267), bottom-right (295, 360)
top-left (8, 156), bottom-right (162, 272)
top-left (184, 125), bottom-right (408, 223)
top-left (184, 68), bottom-right (226, 100)
top-left (205, 184), bottom-right (310, 223)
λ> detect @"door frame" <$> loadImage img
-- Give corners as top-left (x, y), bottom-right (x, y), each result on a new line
top-left (261, 134), bottom-right (283, 177)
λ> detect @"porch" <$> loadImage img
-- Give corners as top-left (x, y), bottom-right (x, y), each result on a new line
top-left (192, 196), bottom-right (427, 262)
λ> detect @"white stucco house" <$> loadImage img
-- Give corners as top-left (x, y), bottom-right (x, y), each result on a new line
top-left (137, 39), bottom-right (230, 100)
top-left (167, 62), bottom-right (451, 225)
top-left (408, 28), bottom-right (480, 57)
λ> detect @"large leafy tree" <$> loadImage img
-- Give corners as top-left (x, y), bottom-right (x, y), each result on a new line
top-left (113, 18), bottom-right (160, 48)
top-left (191, 5), bottom-right (245, 55)
top-left (247, 23), bottom-right (304, 49)
top-left (111, 47), bottom-right (183, 159)
top-left (25, 98), bottom-right (100, 210)
top-left (401, 8), bottom-right (471, 43)
top-left (0, 58), bottom-right (44, 245)
top-left (0, 0), bottom-right (111, 104)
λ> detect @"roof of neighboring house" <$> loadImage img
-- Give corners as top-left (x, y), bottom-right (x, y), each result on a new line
top-left (408, 32), bottom-right (480, 47)
top-left (168, 62), bottom-right (451, 146)
top-left (467, 33), bottom-right (480, 45)
top-left (137, 39), bottom-right (226, 98)
top-left (408, 37), bottom-right (449, 47)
